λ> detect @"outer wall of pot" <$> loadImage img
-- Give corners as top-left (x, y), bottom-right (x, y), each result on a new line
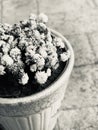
top-left (0, 29), bottom-right (74, 130)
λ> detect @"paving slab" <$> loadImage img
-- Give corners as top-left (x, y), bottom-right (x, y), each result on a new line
top-left (87, 32), bottom-right (98, 63)
top-left (2, 0), bottom-right (37, 24)
top-left (47, 9), bottom-right (98, 35)
top-left (48, 13), bottom-right (65, 32)
top-left (39, 0), bottom-right (98, 35)
top-left (39, 0), bottom-right (94, 14)
top-left (61, 64), bottom-right (98, 110)
top-left (58, 106), bottom-right (98, 130)
top-left (65, 34), bottom-right (95, 66)
top-left (93, 0), bottom-right (98, 7)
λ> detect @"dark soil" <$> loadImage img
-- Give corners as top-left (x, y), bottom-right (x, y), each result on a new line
top-left (0, 61), bottom-right (68, 98)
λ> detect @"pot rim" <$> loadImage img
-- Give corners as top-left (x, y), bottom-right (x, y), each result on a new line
top-left (0, 29), bottom-right (74, 104)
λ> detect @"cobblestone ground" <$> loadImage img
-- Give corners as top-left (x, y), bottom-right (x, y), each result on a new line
top-left (0, 0), bottom-right (98, 130)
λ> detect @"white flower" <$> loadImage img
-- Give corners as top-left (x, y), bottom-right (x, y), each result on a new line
top-left (10, 39), bottom-right (18, 48)
top-left (52, 62), bottom-right (59, 70)
top-left (24, 27), bottom-right (29, 32)
top-left (50, 57), bottom-right (58, 67)
top-left (25, 49), bottom-right (35, 57)
top-left (55, 38), bottom-right (65, 48)
top-left (0, 27), bottom-right (5, 33)
top-left (60, 51), bottom-right (70, 62)
top-left (33, 54), bottom-right (45, 70)
top-left (2, 44), bottom-right (10, 54)
top-left (20, 20), bottom-right (28, 25)
top-left (38, 13), bottom-right (48, 23)
top-left (0, 65), bottom-right (5, 75)
top-left (8, 61), bottom-right (24, 74)
top-left (35, 71), bottom-right (48, 84)
top-left (0, 40), bottom-right (6, 47)
top-left (25, 47), bottom-right (36, 65)
top-left (3, 23), bottom-right (12, 30)
top-left (39, 39), bottom-right (46, 46)
top-left (46, 42), bottom-right (57, 54)
top-left (30, 64), bottom-right (37, 72)
top-left (37, 58), bottom-right (45, 70)
top-left (48, 53), bottom-right (58, 67)
top-left (10, 47), bottom-right (21, 55)
top-left (47, 68), bottom-right (51, 77)
top-left (29, 13), bottom-right (37, 20)
top-left (1, 54), bottom-right (14, 66)
top-left (10, 47), bottom-right (21, 61)
top-left (33, 30), bottom-right (41, 40)
top-left (67, 50), bottom-right (71, 58)
top-left (8, 35), bottom-right (14, 43)
top-left (40, 33), bottom-right (45, 40)
top-left (18, 39), bottom-right (28, 50)
top-left (25, 45), bottom-right (36, 57)
top-left (38, 23), bottom-right (47, 30)
top-left (30, 21), bottom-right (37, 29)
top-left (26, 45), bottom-right (36, 52)
top-left (19, 73), bottom-right (29, 85)
top-left (1, 34), bottom-right (9, 40)
top-left (33, 54), bottom-right (41, 62)
top-left (38, 47), bottom-right (47, 58)
top-left (47, 31), bottom-right (52, 42)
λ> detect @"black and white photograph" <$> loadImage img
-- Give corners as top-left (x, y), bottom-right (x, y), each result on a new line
top-left (0, 0), bottom-right (98, 130)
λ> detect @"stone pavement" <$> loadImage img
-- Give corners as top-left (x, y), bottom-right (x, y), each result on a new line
top-left (0, 0), bottom-right (98, 129)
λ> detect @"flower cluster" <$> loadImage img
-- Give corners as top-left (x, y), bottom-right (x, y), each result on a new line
top-left (0, 13), bottom-right (70, 85)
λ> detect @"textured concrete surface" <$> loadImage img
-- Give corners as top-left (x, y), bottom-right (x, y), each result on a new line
top-left (0, 0), bottom-right (98, 130)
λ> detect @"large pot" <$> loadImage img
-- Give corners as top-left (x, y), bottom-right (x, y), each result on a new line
top-left (0, 29), bottom-right (74, 130)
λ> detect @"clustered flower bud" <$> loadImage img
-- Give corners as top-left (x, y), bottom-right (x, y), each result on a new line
top-left (0, 65), bottom-right (5, 75)
top-left (35, 71), bottom-right (48, 84)
top-left (0, 13), bottom-right (70, 86)
top-left (19, 72), bottom-right (29, 85)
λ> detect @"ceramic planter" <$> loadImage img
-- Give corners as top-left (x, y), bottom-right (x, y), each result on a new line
top-left (0, 29), bottom-right (74, 130)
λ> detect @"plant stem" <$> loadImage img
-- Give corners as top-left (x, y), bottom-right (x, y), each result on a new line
top-left (35, 0), bottom-right (40, 15)
top-left (0, 0), bottom-right (3, 23)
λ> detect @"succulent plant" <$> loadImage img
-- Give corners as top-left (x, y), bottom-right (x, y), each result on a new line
top-left (0, 13), bottom-right (70, 86)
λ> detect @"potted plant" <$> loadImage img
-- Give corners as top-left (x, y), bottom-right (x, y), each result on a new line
top-left (0, 13), bottom-right (74, 130)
